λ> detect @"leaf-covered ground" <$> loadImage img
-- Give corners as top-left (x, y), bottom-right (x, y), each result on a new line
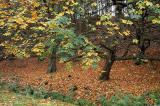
top-left (0, 45), bottom-right (160, 102)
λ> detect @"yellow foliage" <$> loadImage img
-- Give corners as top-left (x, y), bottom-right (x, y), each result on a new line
top-left (0, 21), bottom-right (5, 25)
top-left (124, 14), bottom-right (129, 17)
top-left (133, 39), bottom-right (139, 44)
top-left (20, 50), bottom-right (30, 58)
top-left (138, 10), bottom-right (143, 14)
top-left (31, 11), bottom-right (37, 18)
top-left (3, 32), bottom-right (11, 36)
top-left (0, 4), bottom-right (9, 8)
top-left (86, 61), bottom-right (91, 66)
top-left (73, 2), bottom-right (78, 5)
top-left (33, 2), bottom-right (40, 7)
top-left (156, 4), bottom-right (160, 8)
top-left (145, 1), bottom-right (153, 6)
top-left (41, 7), bottom-right (48, 11)
top-left (103, 21), bottom-right (114, 26)
top-left (91, 27), bottom-right (96, 31)
top-left (91, 2), bottom-right (97, 6)
top-left (65, 10), bottom-right (74, 14)
top-left (20, 24), bottom-right (28, 29)
top-left (15, 18), bottom-right (24, 24)
top-left (96, 21), bottom-right (101, 25)
top-left (87, 52), bottom-right (92, 57)
top-left (113, 26), bottom-right (120, 30)
top-left (51, 39), bottom-right (55, 42)
top-left (84, 39), bottom-right (92, 45)
top-left (11, 35), bottom-right (23, 41)
top-left (36, 52), bottom-right (42, 56)
top-left (36, 42), bottom-right (45, 47)
top-left (123, 30), bottom-right (130, 36)
top-left (38, 26), bottom-right (45, 30)
top-left (137, 2), bottom-right (145, 9)
top-left (108, 31), bottom-right (114, 35)
top-left (121, 19), bottom-right (133, 25)
top-left (63, 6), bottom-right (68, 10)
top-left (66, 1), bottom-right (70, 5)
top-left (58, 12), bottom-right (64, 16)
top-left (32, 48), bottom-right (44, 53)
top-left (27, 18), bottom-right (36, 23)
top-left (23, 53), bottom-right (30, 58)
top-left (118, 32), bottom-right (123, 36)
top-left (152, 19), bottom-right (157, 23)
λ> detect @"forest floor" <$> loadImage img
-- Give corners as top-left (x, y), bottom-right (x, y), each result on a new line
top-left (0, 45), bottom-right (160, 102)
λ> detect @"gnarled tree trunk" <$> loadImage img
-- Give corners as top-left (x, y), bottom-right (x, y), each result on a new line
top-left (47, 48), bottom-right (57, 73)
top-left (99, 50), bottom-right (115, 80)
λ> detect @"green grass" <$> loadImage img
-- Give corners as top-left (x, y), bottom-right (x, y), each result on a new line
top-left (0, 90), bottom-right (74, 106)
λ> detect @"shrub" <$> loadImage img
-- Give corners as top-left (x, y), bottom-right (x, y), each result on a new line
top-left (74, 99), bottom-right (92, 106)
top-left (7, 82), bottom-right (20, 93)
top-left (50, 92), bottom-right (64, 101)
top-left (98, 90), bottom-right (160, 106)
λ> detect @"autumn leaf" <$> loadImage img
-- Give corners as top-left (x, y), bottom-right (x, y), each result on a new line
top-left (65, 10), bottom-right (74, 14)
top-left (123, 30), bottom-right (130, 36)
top-left (121, 19), bottom-right (133, 25)
top-left (20, 24), bottom-right (28, 29)
top-left (118, 32), bottom-right (123, 36)
top-left (33, 2), bottom-right (40, 7)
top-left (31, 11), bottom-right (37, 18)
top-left (152, 19), bottom-right (157, 23)
top-left (133, 39), bottom-right (139, 44)
top-left (138, 10), bottom-right (143, 14)
top-left (15, 18), bottom-right (24, 24)
top-left (91, 2), bottom-right (97, 6)
top-left (113, 26), bottom-right (120, 30)
top-left (91, 27), bottom-right (96, 31)
top-left (96, 21), bottom-right (101, 25)
top-left (63, 6), bottom-right (68, 10)
top-left (4, 32), bottom-right (11, 36)
top-left (58, 12), bottom-right (64, 16)
top-left (27, 18), bottom-right (36, 23)
top-left (137, 2), bottom-right (145, 9)
top-left (145, 1), bottom-right (153, 6)
top-left (38, 26), bottom-right (45, 30)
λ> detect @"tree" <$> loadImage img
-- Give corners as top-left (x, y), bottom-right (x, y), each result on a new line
top-left (0, 0), bottom-right (100, 73)
top-left (82, 0), bottom-right (160, 80)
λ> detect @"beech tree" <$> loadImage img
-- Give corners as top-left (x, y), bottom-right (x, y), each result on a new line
top-left (95, 0), bottom-right (160, 80)
top-left (0, 0), bottom-right (100, 73)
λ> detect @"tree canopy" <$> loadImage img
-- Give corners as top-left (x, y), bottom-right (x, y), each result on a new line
top-left (0, 0), bottom-right (160, 80)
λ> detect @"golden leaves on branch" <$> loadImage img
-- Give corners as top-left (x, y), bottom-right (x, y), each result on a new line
top-left (121, 19), bottom-right (133, 25)
top-left (32, 43), bottom-right (45, 56)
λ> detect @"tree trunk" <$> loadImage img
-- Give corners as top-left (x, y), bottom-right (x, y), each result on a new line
top-left (99, 50), bottom-right (115, 80)
top-left (0, 46), bottom-right (4, 61)
top-left (47, 48), bottom-right (57, 73)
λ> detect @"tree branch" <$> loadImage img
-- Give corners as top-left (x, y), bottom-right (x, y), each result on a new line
top-left (115, 55), bottom-right (160, 61)
top-left (100, 43), bottom-right (113, 51)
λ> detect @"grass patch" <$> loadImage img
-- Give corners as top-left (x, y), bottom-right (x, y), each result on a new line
top-left (0, 90), bottom-right (52, 105)
top-left (0, 90), bottom-right (75, 106)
